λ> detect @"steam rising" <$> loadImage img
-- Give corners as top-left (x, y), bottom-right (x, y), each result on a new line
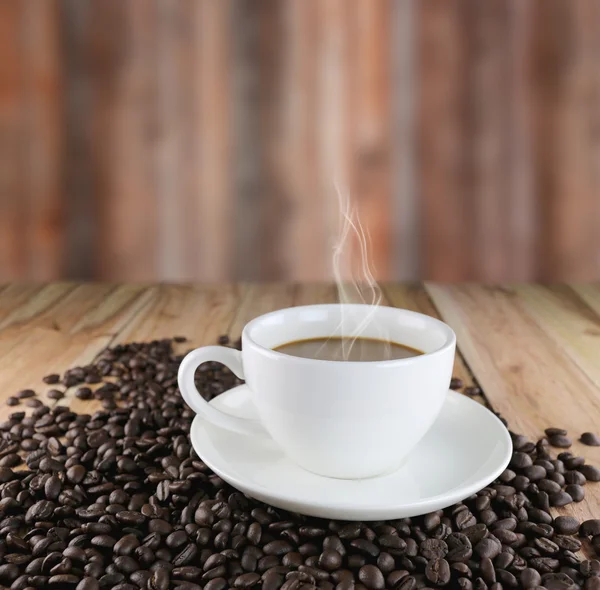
top-left (315, 182), bottom-right (391, 361)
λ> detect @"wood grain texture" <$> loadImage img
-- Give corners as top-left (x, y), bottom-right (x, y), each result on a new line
top-left (21, 0), bottom-right (65, 280)
top-left (418, 0), bottom-right (472, 280)
top-left (349, 0), bottom-right (392, 280)
top-left (532, 0), bottom-right (600, 280)
top-left (382, 283), bottom-right (480, 401)
top-left (0, 282), bottom-right (598, 526)
top-left (427, 282), bottom-right (600, 523)
top-left (91, 0), bottom-right (158, 280)
top-left (3, 1), bottom-right (600, 282)
top-left (0, 284), bottom-right (151, 416)
top-left (0, 1), bottom-right (26, 279)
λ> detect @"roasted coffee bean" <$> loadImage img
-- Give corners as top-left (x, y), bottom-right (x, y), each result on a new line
top-left (545, 428), bottom-right (568, 437)
top-left (2, 344), bottom-right (599, 590)
top-left (549, 491), bottom-right (573, 507)
top-left (564, 484), bottom-right (584, 502)
top-left (474, 538), bottom-right (501, 560)
top-left (425, 558), bottom-right (451, 585)
top-left (548, 435), bottom-right (572, 448)
top-left (542, 572), bottom-right (577, 590)
top-left (451, 378), bottom-right (464, 389)
top-left (580, 432), bottom-right (600, 446)
top-left (579, 464), bottom-right (600, 482)
top-left (358, 565), bottom-right (385, 590)
top-left (580, 519), bottom-right (600, 537)
top-left (420, 539), bottom-right (448, 559)
top-left (465, 386), bottom-right (481, 396)
top-left (319, 549), bottom-right (342, 571)
top-left (350, 538), bottom-right (380, 558)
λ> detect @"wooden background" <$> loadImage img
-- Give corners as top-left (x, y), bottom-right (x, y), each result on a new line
top-left (2, 0), bottom-right (600, 283)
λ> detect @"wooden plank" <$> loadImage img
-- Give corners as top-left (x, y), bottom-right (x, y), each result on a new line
top-left (66, 284), bottom-right (245, 413)
top-left (62, 0), bottom-right (96, 279)
top-left (154, 0), bottom-right (188, 281)
top-left (505, 0), bottom-right (538, 280)
top-left (532, 0), bottom-right (600, 280)
top-left (514, 284), bottom-right (600, 390)
top-left (21, 0), bottom-right (65, 280)
top-left (0, 284), bottom-right (152, 416)
top-left (0, 283), bottom-right (77, 333)
top-left (0, 1), bottom-right (26, 279)
top-left (0, 284), bottom-right (45, 322)
top-left (467, 0), bottom-right (511, 281)
top-left (417, 0), bottom-right (472, 280)
top-left (92, 0), bottom-right (158, 280)
top-left (427, 283), bottom-right (600, 523)
top-left (391, 0), bottom-right (418, 280)
top-left (294, 283), bottom-right (338, 307)
top-left (348, 0), bottom-right (392, 280)
top-left (282, 0), bottom-right (327, 282)
top-left (383, 283), bottom-right (479, 396)
top-left (193, 0), bottom-right (233, 281)
top-left (571, 283), bottom-right (600, 318)
top-left (228, 283), bottom-right (297, 340)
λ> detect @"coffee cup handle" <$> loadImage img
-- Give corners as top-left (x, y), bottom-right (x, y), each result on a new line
top-left (178, 346), bottom-right (265, 436)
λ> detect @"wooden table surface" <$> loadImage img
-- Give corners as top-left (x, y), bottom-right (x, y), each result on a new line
top-left (1, 283), bottom-right (599, 527)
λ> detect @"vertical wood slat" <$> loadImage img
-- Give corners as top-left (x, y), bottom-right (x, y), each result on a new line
top-left (467, 0), bottom-right (511, 280)
top-left (349, 0), bottom-right (392, 280)
top-left (392, 0), bottom-right (418, 280)
top-left (418, 0), bottom-right (472, 280)
top-left (0, 1), bottom-right (26, 279)
top-left (533, 0), bottom-right (600, 280)
top-left (194, 0), bottom-right (233, 281)
top-left (21, 0), bottom-right (65, 280)
top-left (91, 0), bottom-right (157, 281)
top-left (2, 0), bottom-right (600, 283)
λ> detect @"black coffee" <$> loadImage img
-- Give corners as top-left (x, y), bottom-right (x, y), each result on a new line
top-left (273, 336), bottom-right (424, 361)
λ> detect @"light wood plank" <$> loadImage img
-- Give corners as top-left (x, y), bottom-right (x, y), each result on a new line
top-left (0, 284), bottom-right (45, 321)
top-left (294, 283), bottom-right (337, 306)
top-left (571, 283), bottom-right (600, 318)
top-left (514, 284), bottom-right (600, 390)
top-left (383, 283), bottom-right (479, 398)
top-left (66, 283), bottom-right (245, 414)
top-left (427, 283), bottom-right (600, 524)
top-left (228, 283), bottom-right (297, 340)
top-left (0, 284), bottom-right (152, 416)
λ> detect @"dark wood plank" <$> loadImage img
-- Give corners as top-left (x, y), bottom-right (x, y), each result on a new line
top-left (21, 0), bottom-right (65, 280)
top-left (417, 0), bottom-right (472, 280)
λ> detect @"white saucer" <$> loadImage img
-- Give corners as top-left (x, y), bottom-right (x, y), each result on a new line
top-left (190, 385), bottom-right (512, 520)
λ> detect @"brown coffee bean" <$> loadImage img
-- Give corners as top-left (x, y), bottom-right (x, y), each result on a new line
top-left (548, 435), bottom-right (572, 448)
top-left (319, 549), bottom-right (342, 572)
top-left (425, 558), bottom-right (451, 585)
top-left (474, 538), bottom-right (501, 560)
top-left (545, 428), bottom-right (567, 437)
top-left (578, 464), bottom-right (600, 481)
top-left (580, 432), bottom-right (600, 446)
top-left (520, 568), bottom-right (542, 589)
top-left (358, 565), bottom-right (385, 590)
top-left (549, 491), bottom-right (573, 507)
top-left (451, 378), bottom-right (464, 389)
top-left (264, 540), bottom-right (294, 556)
top-left (465, 386), bottom-right (481, 396)
top-left (541, 573), bottom-right (577, 590)
top-left (580, 520), bottom-right (600, 537)
top-left (420, 539), bottom-right (448, 559)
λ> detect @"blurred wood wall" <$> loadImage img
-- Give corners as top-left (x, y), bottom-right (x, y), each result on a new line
top-left (1, 0), bottom-right (600, 282)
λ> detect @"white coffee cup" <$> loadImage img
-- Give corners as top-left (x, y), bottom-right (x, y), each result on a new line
top-left (178, 304), bottom-right (456, 479)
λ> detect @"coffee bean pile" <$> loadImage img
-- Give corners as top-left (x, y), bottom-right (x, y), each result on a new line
top-left (0, 337), bottom-right (599, 590)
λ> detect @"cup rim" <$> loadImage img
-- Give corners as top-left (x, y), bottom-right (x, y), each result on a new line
top-left (242, 303), bottom-right (456, 366)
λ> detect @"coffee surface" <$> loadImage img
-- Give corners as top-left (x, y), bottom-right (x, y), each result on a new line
top-left (274, 336), bottom-right (423, 361)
